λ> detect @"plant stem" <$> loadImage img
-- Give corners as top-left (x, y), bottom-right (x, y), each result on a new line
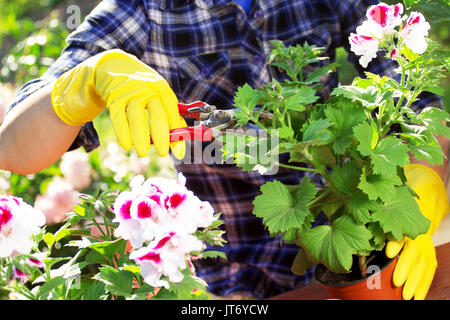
top-left (359, 255), bottom-right (367, 278)
top-left (307, 189), bottom-right (332, 207)
top-left (277, 162), bottom-right (319, 173)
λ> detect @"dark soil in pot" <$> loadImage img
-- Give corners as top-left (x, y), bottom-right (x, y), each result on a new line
top-left (314, 250), bottom-right (403, 300)
top-left (315, 250), bottom-right (392, 286)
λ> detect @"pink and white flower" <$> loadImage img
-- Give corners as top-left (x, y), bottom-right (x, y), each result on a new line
top-left (112, 191), bottom-right (146, 248)
top-left (10, 266), bottom-right (30, 283)
top-left (113, 173), bottom-right (216, 287)
top-left (364, 2), bottom-right (403, 36)
top-left (113, 173), bottom-right (215, 248)
top-left (129, 229), bottom-right (203, 288)
top-left (399, 12), bottom-right (430, 54)
top-left (349, 33), bottom-right (380, 68)
top-left (0, 195), bottom-right (45, 258)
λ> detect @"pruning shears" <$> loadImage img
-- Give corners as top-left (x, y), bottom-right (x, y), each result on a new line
top-left (150, 101), bottom-right (273, 144)
top-left (147, 101), bottom-right (248, 144)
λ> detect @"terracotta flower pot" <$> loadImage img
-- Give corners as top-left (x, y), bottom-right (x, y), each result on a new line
top-left (315, 255), bottom-right (403, 300)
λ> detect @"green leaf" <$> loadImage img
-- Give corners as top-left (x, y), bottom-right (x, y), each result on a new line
top-left (36, 277), bottom-right (67, 300)
top-left (358, 167), bottom-right (402, 202)
top-left (418, 107), bottom-right (450, 138)
top-left (372, 186), bottom-right (431, 240)
top-left (408, 139), bottom-right (445, 165)
top-left (308, 145), bottom-right (336, 167)
top-left (370, 137), bottom-right (410, 176)
top-left (302, 118), bottom-right (333, 144)
top-left (200, 250), bottom-right (227, 260)
top-left (298, 215), bottom-right (373, 273)
top-left (84, 239), bottom-right (128, 264)
top-left (331, 85), bottom-right (380, 108)
top-left (43, 232), bottom-right (55, 248)
top-left (93, 266), bottom-right (135, 298)
top-left (348, 191), bottom-right (379, 224)
top-left (355, 123), bottom-right (409, 176)
top-left (325, 98), bottom-right (366, 154)
top-left (330, 161), bottom-right (360, 195)
top-left (304, 63), bottom-right (338, 84)
top-left (367, 222), bottom-right (387, 251)
top-left (252, 179), bottom-right (317, 235)
top-left (83, 281), bottom-right (107, 300)
top-left (291, 249), bottom-right (315, 276)
top-left (285, 86), bottom-right (319, 110)
top-left (354, 122), bottom-right (376, 156)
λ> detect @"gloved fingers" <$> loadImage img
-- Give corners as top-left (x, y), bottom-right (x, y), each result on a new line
top-left (108, 99), bottom-right (133, 151)
top-left (402, 254), bottom-right (426, 300)
top-left (147, 98), bottom-right (170, 157)
top-left (157, 83), bottom-right (187, 160)
top-left (392, 238), bottom-right (418, 287)
top-left (385, 237), bottom-right (406, 259)
top-left (170, 116), bottom-right (187, 160)
top-left (414, 262), bottom-right (436, 300)
top-left (127, 97), bottom-right (151, 157)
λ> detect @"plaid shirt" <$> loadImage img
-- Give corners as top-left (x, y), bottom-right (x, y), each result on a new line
top-left (9, 0), bottom-right (441, 299)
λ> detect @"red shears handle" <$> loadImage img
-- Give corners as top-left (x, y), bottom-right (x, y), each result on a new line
top-left (150, 101), bottom-right (214, 144)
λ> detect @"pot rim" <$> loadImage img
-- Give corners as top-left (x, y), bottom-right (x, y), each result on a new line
top-left (314, 255), bottom-right (398, 288)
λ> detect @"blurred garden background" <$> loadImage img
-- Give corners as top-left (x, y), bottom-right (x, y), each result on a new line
top-left (0, 0), bottom-right (448, 235)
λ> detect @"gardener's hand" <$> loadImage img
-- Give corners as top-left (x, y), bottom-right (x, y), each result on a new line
top-left (386, 234), bottom-right (436, 300)
top-left (385, 164), bottom-right (449, 300)
top-left (51, 49), bottom-right (187, 159)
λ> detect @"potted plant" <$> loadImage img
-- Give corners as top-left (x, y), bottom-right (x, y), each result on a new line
top-left (0, 173), bottom-right (226, 300)
top-left (220, 2), bottom-right (449, 299)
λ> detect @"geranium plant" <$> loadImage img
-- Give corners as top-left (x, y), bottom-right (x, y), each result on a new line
top-left (0, 173), bottom-right (225, 300)
top-left (222, 2), bottom-right (449, 277)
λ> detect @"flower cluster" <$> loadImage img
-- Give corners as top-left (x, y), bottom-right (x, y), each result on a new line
top-left (113, 173), bottom-right (215, 289)
top-left (349, 2), bottom-right (430, 67)
top-left (0, 195), bottom-right (45, 258)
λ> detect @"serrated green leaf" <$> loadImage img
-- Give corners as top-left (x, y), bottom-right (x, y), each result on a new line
top-left (330, 161), bottom-right (360, 195)
top-left (252, 179), bottom-right (317, 235)
top-left (302, 118), bottom-right (333, 144)
top-left (200, 250), bottom-right (227, 260)
top-left (93, 266), bottom-right (135, 298)
top-left (358, 168), bottom-right (402, 202)
top-left (331, 85), bottom-right (380, 108)
top-left (325, 99), bottom-right (366, 154)
top-left (83, 281), bottom-right (106, 300)
top-left (367, 222), bottom-right (387, 251)
top-left (84, 239), bottom-right (128, 264)
top-left (355, 124), bottom-right (409, 176)
top-left (418, 107), bottom-right (450, 137)
top-left (370, 136), bottom-right (410, 176)
top-left (354, 122), bottom-right (373, 156)
top-left (371, 186), bottom-right (431, 240)
top-left (348, 191), bottom-right (379, 224)
top-left (298, 215), bottom-right (373, 273)
top-left (285, 86), bottom-right (319, 110)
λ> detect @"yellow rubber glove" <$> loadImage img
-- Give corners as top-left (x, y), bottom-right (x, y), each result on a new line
top-left (386, 164), bottom-right (449, 300)
top-left (51, 49), bottom-right (186, 159)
